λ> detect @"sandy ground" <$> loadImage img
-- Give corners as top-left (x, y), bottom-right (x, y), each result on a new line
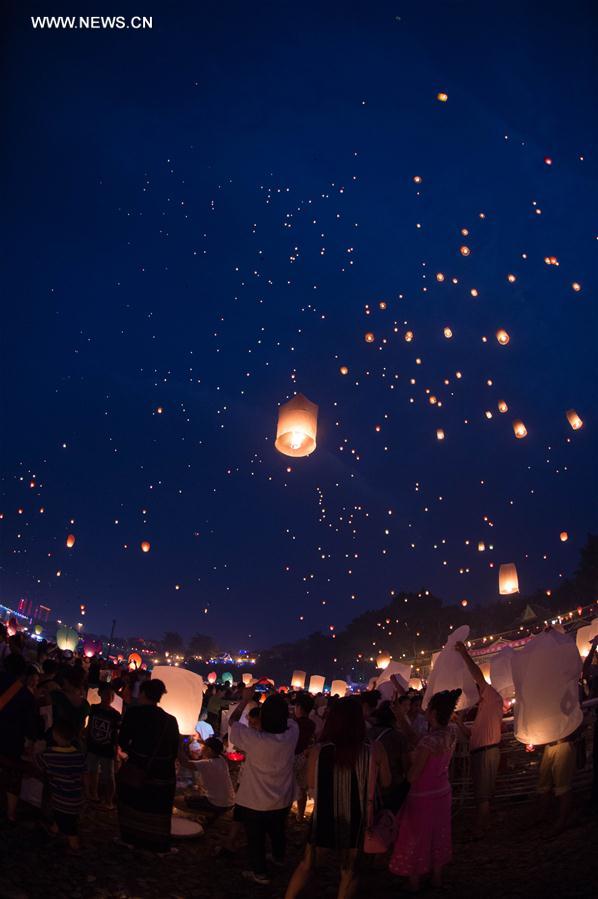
top-left (0, 787), bottom-right (595, 899)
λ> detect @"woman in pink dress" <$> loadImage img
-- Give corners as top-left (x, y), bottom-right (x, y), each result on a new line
top-left (389, 689), bottom-right (461, 892)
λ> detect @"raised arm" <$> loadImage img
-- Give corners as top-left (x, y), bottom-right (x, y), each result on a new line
top-left (228, 686), bottom-right (254, 725)
top-left (454, 641), bottom-right (486, 691)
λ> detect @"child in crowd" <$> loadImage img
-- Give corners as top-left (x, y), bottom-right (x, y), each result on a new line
top-left (188, 737), bottom-right (235, 812)
top-left (37, 720), bottom-right (86, 852)
top-left (85, 683), bottom-right (121, 808)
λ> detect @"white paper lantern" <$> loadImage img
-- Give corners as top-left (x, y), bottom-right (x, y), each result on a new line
top-left (152, 666), bottom-right (206, 735)
top-left (291, 670), bottom-right (307, 690)
top-left (308, 674), bottom-right (325, 694)
top-left (56, 626), bottom-right (79, 652)
top-left (499, 563), bottom-right (519, 595)
top-left (511, 630), bottom-right (582, 745)
top-left (275, 394), bottom-right (318, 457)
top-left (423, 625), bottom-right (478, 711)
top-left (409, 677), bottom-right (423, 691)
top-left (330, 679), bottom-right (348, 697)
top-left (576, 618), bottom-right (598, 658)
top-left (376, 652), bottom-right (391, 670)
top-left (489, 647), bottom-right (515, 700)
top-left (376, 660), bottom-right (412, 692)
top-left (242, 673), bottom-right (254, 686)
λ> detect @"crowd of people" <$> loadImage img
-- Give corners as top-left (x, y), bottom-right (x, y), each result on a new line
top-left (0, 622), bottom-right (597, 896)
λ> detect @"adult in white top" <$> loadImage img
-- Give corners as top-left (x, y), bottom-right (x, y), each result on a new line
top-left (229, 687), bottom-right (299, 885)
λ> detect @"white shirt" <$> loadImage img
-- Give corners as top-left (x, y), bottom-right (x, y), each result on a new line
top-left (194, 757), bottom-right (235, 808)
top-left (195, 720), bottom-right (215, 741)
top-left (230, 719), bottom-right (299, 811)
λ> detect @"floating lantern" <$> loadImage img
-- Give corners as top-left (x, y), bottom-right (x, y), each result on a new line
top-left (437, 92), bottom-right (448, 102)
top-left (436, 273), bottom-right (445, 282)
top-left (571, 282), bottom-right (581, 293)
top-left (66, 534), bottom-right (76, 549)
top-left (507, 274), bottom-right (517, 283)
top-left (478, 542), bottom-right (485, 552)
top-left (84, 638), bottom-right (102, 658)
top-left (513, 420), bottom-right (527, 439)
top-left (460, 245), bottom-right (470, 256)
top-left (409, 677), bottom-right (423, 691)
top-left (379, 301), bottom-right (387, 310)
top-left (576, 619), bottom-right (598, 658)
top-left (512, 630), bottom-right (582, 745)
top-left (151, 666), bottom-right (206, 735)
top-left (436, 428), bottom-right (445, 441)
top-left (141, 540), bottom-right (151, 553)
top-left (222, 671), bottom-right (233, 686)
top-left (495, 329), bottom-right (510, 345)
top-left (330, 679), bottom-right (348, 697)
top-left (443, 327), bottom-right (452, 338)
top-left (128, 652), bottom-right (142, 670)
top-left (339, 365), bottom-right (349, 375)
top-left (423, 625), bottom-right (478, 711)
top-left (461, 599), bottom-right (469, 607)
top-left (34, 624), bottom-right (43, 636)
top-left (364, 332), bottom-right (375, 343)
top-left (413, 175), bottom-right (422, 184)
top-left (291, 670), bottom-right (306, 690)
top-left (404, 330), bottom-right (414, 342)
top-left (499, 563), bottom-right (519, 595)
top-left (207, 671), bottom-right (217, 684)
top-left (497, 400), bottom-right (508, 413)
top-left (56, 625), bottom-right (78, 652)
top-left (275, 393), bottom-right (318, 458)
top-left (308, 675), bottom-right (325, 694)
top-left (544, 157), bottom-right (552, 166)
top-left (566, 409), bottom-right (583, 430)
top-left (242, 673), bottom-right (254, 686)
top-left (376, 652), bottom-right (391, 670)
top-left (560, 531), bottom-right (568, 542)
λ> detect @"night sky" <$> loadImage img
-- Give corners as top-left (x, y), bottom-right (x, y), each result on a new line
top-left (2, 2), bottom-right (597, 650)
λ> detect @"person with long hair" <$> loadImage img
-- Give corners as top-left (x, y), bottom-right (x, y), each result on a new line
top-left (285, 696), bottom-right (390, 899)
top-left (116, 678), bottom-right (179, 854)
top-left (228, 687), bottom-right (299, 885)
top-left (389, 688), bottom-right (462, 892)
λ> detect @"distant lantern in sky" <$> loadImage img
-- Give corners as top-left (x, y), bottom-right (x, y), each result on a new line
top-left (291, 670), bottom-right (306, 690)
top-left (560, 531), bottom-right (569, 542)
top-left (141, 540), bottom-right (151, 553)
top-left (566, 409), bottom-right (583, 430)
top-left (443, 327), bottom-right (453, 339)
top-left (571, 282), bottom-right (581, 292)
top-left (478, 541), bottom-right (486, 552)
top-left (507, 273), bottom-right (517, 283)
top-left (413, 175), bottom-right (422, 184)
top-left (437, 91), bottom-right (448, 102)
top-left (498, 400), bottom-right (508, 413)
top-left (460, 245), bottom-right (470, 256)
top-left (544, 156), bottom-right (553, 165)
top-left (404, 330), bottom-right (414, 342)
top-left (364, 331), bottom-right (375, 343)
top-left (308, 674), bottom-right (325, 694)
top-left (496, 329), bottom-right (510, 345)
top-left (499, 563), bottom-right (519, 595)
top-left (436, 428), bottom-right (445, 441)
top-left (436, 272), bottom-right (445, 282)
top-left (513, 420), bottom-right (527, 439)
top-left (376, 652), bottom-right (391, 670)
top-left (275, 393), bottom-right (319, 458)
top-left (379, 301), bottom-right (387, 310)
top-left (339, 365), bottom-right (349, 375)
top-left (66, 534), bottom-right (76, 549)
top-left (461, 599), bottom-right (468, 608)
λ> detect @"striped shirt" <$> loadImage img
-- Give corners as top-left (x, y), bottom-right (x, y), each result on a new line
top-left (38, 746), bottom-right (86, 814)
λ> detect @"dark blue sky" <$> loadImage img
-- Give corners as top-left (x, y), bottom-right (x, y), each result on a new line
top-left (2, 1), bottom-right (597, 649)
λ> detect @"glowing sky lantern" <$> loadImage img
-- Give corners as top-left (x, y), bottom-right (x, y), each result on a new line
top-left (128, 652), bottom-right (142, 670)
top-left (443, 327), bottom-right (452, 338)
top-left (497, 400), bottom-right (508, 413)
top-left (478, 541), bottom-right (485, 552)
top-left (459, 245), bottom-right (470, 256)
top-left (222, 671), bottom-right (233, 685)
top-left (571, 282), bottom-right (581, 292)
top-left (151, 666), bottom-right (206, 735)
top-left (560, 531), bottom-right (569, 542)
top-left (436, 428), bottom-right (445, 441)
top-left (512, 420), bottom-right (527, 439)
top-left (275, 393), bottom-right (318, 458)
top-left (423, 625), bottom-right (478, 711)
top-left (413, 175), bottom-right (422, 184)
top-left (404, 330), bottom-right (413, 342)
top-left (512, 629), bottom-right (582, 745)
top-left (495, 328), bottom-right (510, 345)
top-left (489, 647), bottom-right (515, 700)
top-left (507, 273), bottom-right (517, 283)
top-left (461, 599), bottom-right (468, 607)
top-left (291, 670), bottom-right (306, 690)
top-left (376, 652), bottom-right (391, 670)
top-left (83, 638), bottom-right (102, 658)
top-left (308, 674), bottom-right (325, 694)
top-left (437, 91), bottom-right (448, 102)
top-left (207, 671), bottom-right (217, 684)
top-left (330, 679), bottom-right (348, 697)
top-left (141, 540), bottom-right (151, 553)
top-left (66, 534), bottom-right (76, 549)
top-left (576, 618), bottom-right (598, 658)
top-left (364, 331), bottom-right (375, 343)
top-left (56, 625), bottom-right (78, 652)
top-left (499, 562), bottom-right (519, 595)
top-left (566, 409), bottom-right (583, 430)
top-left (242, 673), bottom-right (254, 686)
top-left (339, 365), bottom-right (349, 375)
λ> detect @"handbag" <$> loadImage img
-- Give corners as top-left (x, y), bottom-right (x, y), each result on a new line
top-left (117, 719), bottom-right (169, 789)
top-left (363, 734), bottom-right (398, 854)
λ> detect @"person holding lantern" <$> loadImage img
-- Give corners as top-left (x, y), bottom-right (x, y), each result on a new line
top-left (582, 634), bottom-right (598, 811)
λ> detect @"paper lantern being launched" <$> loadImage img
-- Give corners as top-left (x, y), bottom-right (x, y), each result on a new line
top-left (151, 666), bottom-right (206, 736)
top-left (489, 647), bottom-right (515, 700)
top-left (409, 677), bottom-right (423, 691)
top-left (566, 409), bottom-right (583, 430)
top-left (576, 618), bottom-right (598, 658)
top-left (56, 626), bottom-right (79, 652)
top-left (376, 661), bottom-right (412, 694)
top-left (495, 329), bottom-right (510, 346)
top-left (512, 420), bottom-right (527, 439)
top-left (499, 563), bottom-right (519, 595)
top-left (511, 629), bottom-right (582, 745)
top-left (376, 652), bottom-right (391, 670)
top-left (560, 531), bottom-right (568, 542)
top-left (291, 670), bottom-right (306, 690)
top-left (128, 652), bottom-right (142, 670)
top-left (242, 673), bottom-right (254, 686)
top-left (423, 625), bottom-right (478, 711)
top-left (141, 540), bottom-right (151, 553)
top-left (308, 674), bottom-right (325, 694)
top-left (275, 394), bottom-right (318, 458)
top-left (84, 638), bottom-right (102, 658)
top-left (330, 679), bottom-right (348, 697)
top-left (207, 672), bottom-right (217, 684)
top-left (222, 671), bottom-right (233, 686)
top-left (66, 534), bottom-right (76, 549)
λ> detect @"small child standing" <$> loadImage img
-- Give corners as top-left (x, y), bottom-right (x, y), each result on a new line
top-left (38, 720), bottom-right (86, 851)
top-left (85, 683), bottom-right (121, 808)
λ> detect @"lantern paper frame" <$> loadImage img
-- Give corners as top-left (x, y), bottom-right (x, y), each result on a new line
top-left (275, 394), bottom-right (319, 458)
top-left (308, 674), bottom-right (325, 695)
top-left (499, 563), bottom-right (519, 595)
top-left (291, 670), bottom-right (306, 690)
top-left (151, 666), bottom-right (206, 736)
